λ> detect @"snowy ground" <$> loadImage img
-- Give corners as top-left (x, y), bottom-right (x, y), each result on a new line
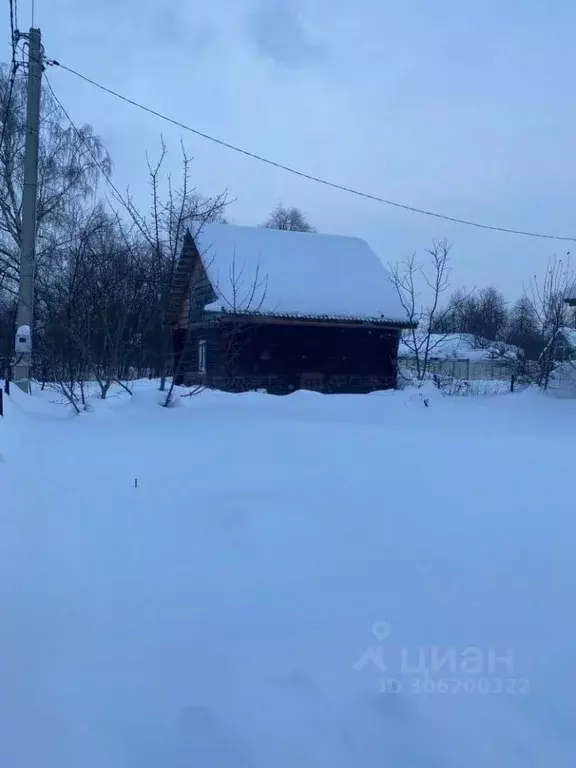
top-left (1, 381), bottom-right (576, 767)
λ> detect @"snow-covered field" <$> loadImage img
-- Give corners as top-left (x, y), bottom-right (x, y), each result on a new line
top-left (1, 381), bottom-right (576, 767)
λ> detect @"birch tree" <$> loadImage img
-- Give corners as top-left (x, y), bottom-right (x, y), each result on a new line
top-left (0, 64), bottom-right (110, 293)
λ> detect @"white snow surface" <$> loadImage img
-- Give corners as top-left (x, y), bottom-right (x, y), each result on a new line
top-left (399, 332), bottom-right (519, 361)
top-left (2, 381), bottom-right (576, 767)
top-left (195, 222), bottom-right (407, 322)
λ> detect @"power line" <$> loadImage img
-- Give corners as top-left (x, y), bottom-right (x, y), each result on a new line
top-left (48, 59), bottom-right (576, 243)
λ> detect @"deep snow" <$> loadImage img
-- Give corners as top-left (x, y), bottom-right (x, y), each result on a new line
top-left (1, 381), bottom-right (576, 767)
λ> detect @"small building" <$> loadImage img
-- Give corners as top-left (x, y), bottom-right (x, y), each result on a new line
top-left (553, 327), bottom-right (576, 361)
top-left (169, 223), bottom-right (412, 394)
top-left (398, 332), bottom-right (521, 380)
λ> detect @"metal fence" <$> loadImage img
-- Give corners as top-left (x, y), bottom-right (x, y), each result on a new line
top-left (400, 357), bottom-right (515, 381)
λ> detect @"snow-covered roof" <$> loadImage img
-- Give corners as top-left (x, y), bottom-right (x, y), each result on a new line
top-left (399, 333), bottom-right (520, 361)
top-left (193, 223), bottom-right (409, 324)
top-left (557, 327), bottom-right (576, 348)
top-left (566, 284), bottom-right (576, 302)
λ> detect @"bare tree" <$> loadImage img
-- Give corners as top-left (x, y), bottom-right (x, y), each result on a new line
top-left (432, 286), bottom-right (508, 346)
top-left (262, 202), bottom-right (315, 232)
top-left (116, 139), bottom-right (227, 391)
top-left (504, 296), bottom-right (541, 367)
top-left (77, 213), bottom-right (152, 397)
top-left (213, 255), bottom-right (268, 385)
top-left (529, 255), bottom-right (574, 388)
top-left (390, 239), bottom-right (453, 380)
top-left (37, 212), bottom-right (96, 411)
top-left (1, 68), bottom-right (237, 405)
top-left (35, 199), bottom-right (173, 402)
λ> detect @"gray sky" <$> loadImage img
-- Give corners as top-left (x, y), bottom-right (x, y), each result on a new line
top-left (5, 0), bottom-right (576, 299)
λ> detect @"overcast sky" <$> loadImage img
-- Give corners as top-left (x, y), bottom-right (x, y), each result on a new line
top-left (5, 0), bottom-right (576, 299)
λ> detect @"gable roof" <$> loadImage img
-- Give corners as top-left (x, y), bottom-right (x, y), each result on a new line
top-left (192, 223), bottom-right (409, 325)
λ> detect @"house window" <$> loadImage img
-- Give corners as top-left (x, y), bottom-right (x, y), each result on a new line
top-left (198, 340), bottom-right (207, 375)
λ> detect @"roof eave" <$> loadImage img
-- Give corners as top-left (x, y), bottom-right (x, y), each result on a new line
top-left (199, 309), bottom-right (416, 329)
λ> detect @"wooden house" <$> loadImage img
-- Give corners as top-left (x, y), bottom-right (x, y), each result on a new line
top-left (169, 223), bottom-right (413, 394)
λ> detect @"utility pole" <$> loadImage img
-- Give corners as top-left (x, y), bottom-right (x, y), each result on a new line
top-left (13, 28), bottom-right (42, 394)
